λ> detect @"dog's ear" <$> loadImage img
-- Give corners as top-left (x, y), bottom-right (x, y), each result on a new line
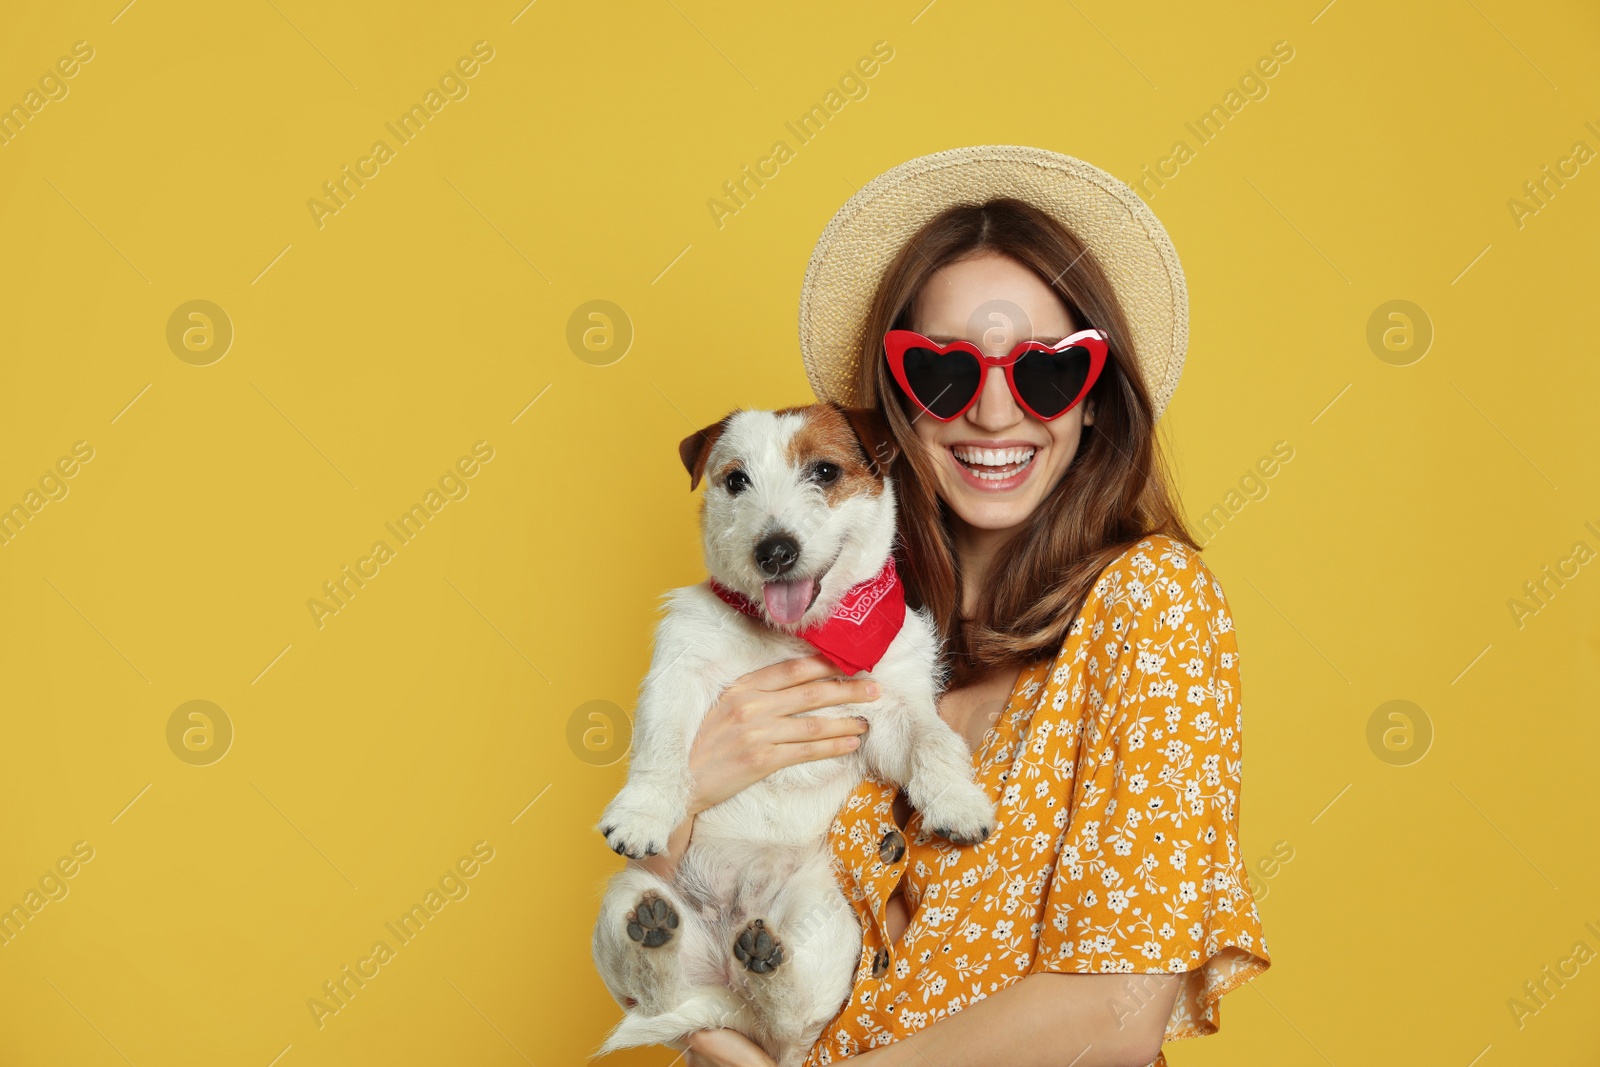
top-left (838, 405), bottom-right (898, 479)
top-left (678, 416), bottom-right (730, 490)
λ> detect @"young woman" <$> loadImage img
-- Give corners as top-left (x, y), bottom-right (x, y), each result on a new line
top-left (638, 147), bottom-right (1269, 1066)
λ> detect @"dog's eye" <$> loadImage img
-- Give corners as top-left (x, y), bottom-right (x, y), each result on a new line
top-left (811, 462), bottom-right (841, 485)
top-left (724, 470), bottom-right (751, 495)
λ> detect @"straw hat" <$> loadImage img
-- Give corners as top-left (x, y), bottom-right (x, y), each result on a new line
top-left (797, 145), bottom-right (1189, 418)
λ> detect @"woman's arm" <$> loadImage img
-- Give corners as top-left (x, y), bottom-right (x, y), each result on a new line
top-left (686, 971), bottom-right (1180, 1067)
top-left (853, 971), bottom-right (1179, 1067)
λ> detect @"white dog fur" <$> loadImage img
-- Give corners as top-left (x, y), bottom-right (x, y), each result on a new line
top-left (591, 404), bottom-right (994, 1065)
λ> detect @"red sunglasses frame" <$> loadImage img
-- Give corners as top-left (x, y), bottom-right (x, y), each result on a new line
top-left (883, 327), bottom-right (1110, 422)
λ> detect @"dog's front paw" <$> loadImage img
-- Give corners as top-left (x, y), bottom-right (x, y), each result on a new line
top-left (921, 780), bottom-right (996, 846)
top-left (599, 787), bottom-right (680, 859)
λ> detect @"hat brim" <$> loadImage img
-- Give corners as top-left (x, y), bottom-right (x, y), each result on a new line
top-left (797, 145), bottom-right (1189, 419)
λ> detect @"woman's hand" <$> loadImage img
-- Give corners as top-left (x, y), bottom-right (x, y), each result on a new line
top-left (684, 1028), bottom-right (779, 1067)
top-left (686, 654), bottom-right (878, 815)
top-left (635, 655), bottom-right (875, 881)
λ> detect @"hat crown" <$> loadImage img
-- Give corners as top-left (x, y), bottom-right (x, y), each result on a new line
top-left (798, 145), bottom-right (1188, 419)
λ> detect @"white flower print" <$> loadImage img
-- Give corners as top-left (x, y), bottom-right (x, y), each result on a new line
top-left (805, 536), bottom-right (1268, 1066)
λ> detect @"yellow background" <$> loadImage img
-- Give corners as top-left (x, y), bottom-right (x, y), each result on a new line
top-left (1, 0), bottom-right (1597, 1064)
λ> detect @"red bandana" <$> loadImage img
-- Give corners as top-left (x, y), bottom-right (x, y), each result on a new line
top-left (709, 558), bottom-right (906, 676)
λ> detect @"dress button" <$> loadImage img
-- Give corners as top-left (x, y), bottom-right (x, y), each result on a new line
top-left (871, 948), bottom-right (890, 978)
top-left (878, 829), bottom-right (906, 864)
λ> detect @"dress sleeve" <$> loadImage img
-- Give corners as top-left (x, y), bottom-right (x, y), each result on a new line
top-left (1027, 541), bottom-right (1270, 1041)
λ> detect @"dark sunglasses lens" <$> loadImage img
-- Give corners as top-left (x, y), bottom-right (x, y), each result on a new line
top-left (902, 346), bottom-right (980, 418)
top-left (1012, 346), bottom-right (1091, 418)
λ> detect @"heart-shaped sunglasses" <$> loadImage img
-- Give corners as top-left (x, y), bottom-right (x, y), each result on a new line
top-left (883, 327), bottom-right (1110, 422)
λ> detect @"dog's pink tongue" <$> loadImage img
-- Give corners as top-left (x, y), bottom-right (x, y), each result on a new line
top-left (762, 578), bottom-right (816, 626)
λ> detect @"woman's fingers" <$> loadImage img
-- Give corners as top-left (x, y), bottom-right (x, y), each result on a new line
top-left (738, 654), bottom-right (844, 693)
top-left (727, 659), bottom-right (878, 721)
top-left (684, 1027), bottom-right (779, 1066)
top-left (774, 732), bottom-right (865, 767)
top-left (770, 704), bottom-right (871, 770)
top-left (714, 657), bottom-right (878, 774)
top-left (769, 677), bottom-right (881, 716)
top-left (773, 711), bottom-right (870, 746)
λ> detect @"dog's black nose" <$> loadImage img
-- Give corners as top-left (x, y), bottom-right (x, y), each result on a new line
top-left (753, 534), bottom-right (800, 578)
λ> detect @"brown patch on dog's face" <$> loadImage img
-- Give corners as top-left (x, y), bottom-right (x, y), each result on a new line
top-left (783, 404), bottom-right (886, 505)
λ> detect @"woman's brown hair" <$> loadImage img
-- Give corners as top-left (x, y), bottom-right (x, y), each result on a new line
top-left (856, 197), bottom-right (1197, 686)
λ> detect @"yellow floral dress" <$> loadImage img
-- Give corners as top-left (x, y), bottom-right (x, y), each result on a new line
top-left (803, 535), bottom-right (1270, 1066)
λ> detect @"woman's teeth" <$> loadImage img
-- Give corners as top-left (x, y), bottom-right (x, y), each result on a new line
top-left (951, 445), bottom-right (1037, 480)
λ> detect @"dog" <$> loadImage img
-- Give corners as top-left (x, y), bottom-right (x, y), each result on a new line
top-left (591, 403), bottom-right (995, 1065)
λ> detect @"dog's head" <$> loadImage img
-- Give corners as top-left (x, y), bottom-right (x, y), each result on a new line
top-left (679, 403), bottom-right (900, 631)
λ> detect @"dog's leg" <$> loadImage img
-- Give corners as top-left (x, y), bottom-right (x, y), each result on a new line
top-left (727, 853), bottom-right (860, 1067)
top-left (898, 700), bottom-right (995, 844)
top-left (597, 609), bottom-right (724, 859)
top-left (592, 866), bottom-right (697, 1018)
top-left (860, 651), bottom-right (995, 845)
top-left (594, 866), bottom-right (755, 1054)
top-left (858, 612), bottom-right (996, 845)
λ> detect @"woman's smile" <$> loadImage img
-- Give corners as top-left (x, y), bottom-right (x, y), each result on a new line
top-left (946, 439), bottom-right (1043, 491)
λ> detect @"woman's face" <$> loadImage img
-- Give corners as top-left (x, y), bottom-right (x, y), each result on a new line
top-left (905, 251), bottom-right (1092, 537)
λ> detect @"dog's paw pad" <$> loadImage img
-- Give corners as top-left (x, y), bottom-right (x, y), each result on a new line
top-left (625, 892), bottom-right (678, 948)
top-left (732, 919), bottom-right (785, 974)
